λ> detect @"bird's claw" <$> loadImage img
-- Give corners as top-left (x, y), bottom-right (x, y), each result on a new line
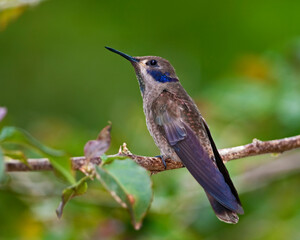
top-left (155, 155), bottom-right (167, 170)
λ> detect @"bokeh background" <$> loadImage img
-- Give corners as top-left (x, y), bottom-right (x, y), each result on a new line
top-left (1, 0), bottom-right (300, 239)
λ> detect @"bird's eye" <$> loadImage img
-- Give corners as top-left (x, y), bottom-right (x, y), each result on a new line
top-left (147, 59), bottom-right (157, 66)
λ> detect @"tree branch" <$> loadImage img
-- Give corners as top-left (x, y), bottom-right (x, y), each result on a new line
top-left (5, 135), bottom-right (300, 173)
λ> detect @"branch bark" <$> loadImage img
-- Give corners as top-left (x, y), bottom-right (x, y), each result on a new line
top-left (5, 135), bottom-right (300, 173)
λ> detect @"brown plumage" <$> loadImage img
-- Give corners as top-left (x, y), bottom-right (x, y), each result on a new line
top-left (106, 47), bottom-right (244, 223)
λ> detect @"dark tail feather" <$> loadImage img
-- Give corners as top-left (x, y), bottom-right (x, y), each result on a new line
top-left (206, 192), bottom-right (239, 224)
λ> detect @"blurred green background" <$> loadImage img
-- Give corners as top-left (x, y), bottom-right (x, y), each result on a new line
top-left (1, 0), bottom-right (300, 239)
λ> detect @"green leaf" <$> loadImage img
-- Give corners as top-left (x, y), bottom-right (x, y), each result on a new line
top-left (0, 126), bottom-right (75, 183)
top-left (56, 176), bottom-right (89, 218)
top-left (0, 126), bottom-right (65, 157)
top-left (96, 159), bottom-right (153, 230)
top-left (101, 154), bottom-right (127, 165)
top-left (2, 149), bottom-right (28, 165)
top-left (0, 148), bottom-right (4, 182)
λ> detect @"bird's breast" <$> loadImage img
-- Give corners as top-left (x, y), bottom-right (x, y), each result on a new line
top-left (143, 98), bottom-right (182, 161)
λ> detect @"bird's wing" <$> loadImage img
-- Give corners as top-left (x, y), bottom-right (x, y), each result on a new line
top-left (152, 91), bottom-right (243, 214)
top-left (201, 118), bottom-right (242, 206)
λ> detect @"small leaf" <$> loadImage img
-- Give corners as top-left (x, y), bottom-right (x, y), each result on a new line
top-left (96, 159), bottom-right (153, 230)
top-left (97, 124), bottom-right (112, 142)
top-left (84, 124), bottom-right (111, 160)
top-left (56, 176), bottom-right (89, 218)
top-left (0, 148), bottom-right (5, 181)
top-left (0, 107), bottom-right (7, 122)
top-left (2, 149), bottom-right (28, 164)
top-left (84, 140), bottom-right (107, 160)
top-left (101, 154), bottom-right (127, 165)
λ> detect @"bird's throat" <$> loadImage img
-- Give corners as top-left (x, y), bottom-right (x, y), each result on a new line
top-left (146, 69), bottom-right (178, 83)
top-left (136, 73), bottom-right (145, 94)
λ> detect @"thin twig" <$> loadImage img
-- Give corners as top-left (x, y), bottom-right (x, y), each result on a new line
top-left (5, 135), bottom-right (300, 173)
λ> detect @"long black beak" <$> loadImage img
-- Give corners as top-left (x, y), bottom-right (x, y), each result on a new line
top-left (105, 47), bottom-right (139, 63)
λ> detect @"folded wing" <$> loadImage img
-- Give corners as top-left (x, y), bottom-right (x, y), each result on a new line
top-left (153, 92), bottom-right (243, 215)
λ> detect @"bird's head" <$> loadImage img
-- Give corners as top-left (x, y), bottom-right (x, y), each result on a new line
top-left (105, 47), bottom-right (179, 95)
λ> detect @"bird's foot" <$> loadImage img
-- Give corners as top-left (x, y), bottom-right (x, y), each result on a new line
top-left (155, 155), bottom-right (167, 170)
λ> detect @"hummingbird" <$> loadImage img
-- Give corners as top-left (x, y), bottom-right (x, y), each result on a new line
top-left (105, 47), bottom-right (244, 223)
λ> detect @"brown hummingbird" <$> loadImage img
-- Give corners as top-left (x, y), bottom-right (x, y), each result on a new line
top-left (106, 47), bottom-right (244, 223)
